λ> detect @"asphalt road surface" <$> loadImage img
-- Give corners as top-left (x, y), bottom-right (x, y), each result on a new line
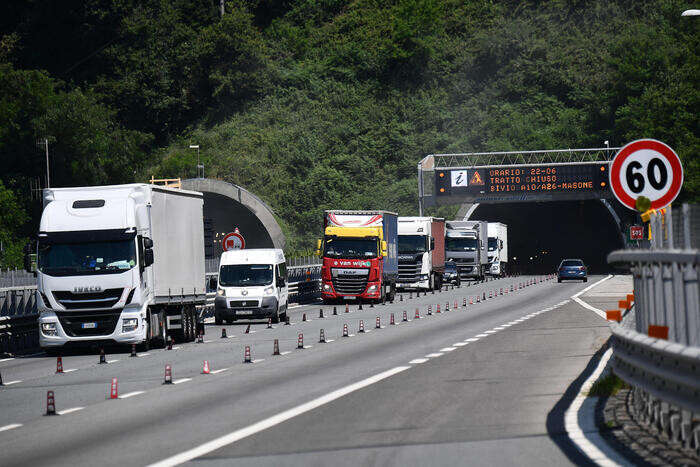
top-left (0, 275), bottom-right (611, 467)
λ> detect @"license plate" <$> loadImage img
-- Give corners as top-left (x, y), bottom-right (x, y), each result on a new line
top-left (236, 310), bottom-right (253, 315)
top-left (81, 322), bottom-right (97, 329)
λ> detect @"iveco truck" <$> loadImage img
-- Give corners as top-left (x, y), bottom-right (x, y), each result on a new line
top-left (445, 220), bottom-right (488, 281)
top-left (28, 184), bottom-right (206, 352)
top-left (397, 217), bottom-right (445, 291)
top-left (318, 210), bottom-right (398, 303)
top-left (487, 222), bottom-right (508, 276)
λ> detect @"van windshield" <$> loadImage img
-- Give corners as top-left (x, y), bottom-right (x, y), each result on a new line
top-left (219, 264), bottom-right (273, 287)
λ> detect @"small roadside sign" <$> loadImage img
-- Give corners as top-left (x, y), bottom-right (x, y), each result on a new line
top-left (629, 226), bottom-right (644, 240)
top-left (222, 230), bottom-right (245, 251)
top-left (610, 139), bottom-right (683, 211)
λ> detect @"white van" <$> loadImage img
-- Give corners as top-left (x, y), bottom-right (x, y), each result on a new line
top-left (214, 249), bottom-right (288, 324)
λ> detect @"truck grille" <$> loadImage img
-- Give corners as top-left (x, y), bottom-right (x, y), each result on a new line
top-left (332, 276), bottom-right (368, 295)
top-left (56, 310), bottom-right (120, 337)
top-left (398, 261), bottom-right (421, 282)
top-left (53, 288), bottom-right (124, 310)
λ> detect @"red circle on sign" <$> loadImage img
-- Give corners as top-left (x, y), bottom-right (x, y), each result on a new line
top-left (222, 232), bottom-right (245, 251)
top-left (609, 139), bottom-right (683, 210)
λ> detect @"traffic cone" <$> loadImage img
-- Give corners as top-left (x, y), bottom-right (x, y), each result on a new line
top-left (197, 331), bottom-right (204, 343)
top-left (454, 300), bottom-right (458, 309)
top-left (273, 339), bottom-right (280, 355)
top-left (370, 301), bottom-right (374, 308)
top-left (99, 349), bottom-right (107, 364)
top-left (46, 391), bottom-right (56, 415)
top-left (358, 303), bottom-right (363, 311)
top-left (202, 361), bottom-right (210, 374)
top-left (470, 297), bottom-right (473, 305)
top-left (302, 313), bottom-right (307, 322)
top-left (436, 304), bottom-right (441, 314)
top-left (409, 292), bottom-right (413, 299)
top-left (267, 318), bottom-right (273, 329)
top-left (376, 317), bottom-right (381, 328)
top-left (400, 294), bottom-right (403, 302)
top-left (319, 308), bottom-right (324, 318)
top-left (403, 310), bottom-right (408, 322)
top-left (164, 364), bottom-right (173, 384)
top-left (390, 313), bottom-right (396, 325)
top-left (319, 329), bottom-right (326, 343)
top-left (483, 292), bottom-right (486, 301)
top-left (476, 295), bottom-right (480, 303)
top-left (446, 302), bottom-right (450, 311)
top-left (110, 377), bottom-right (119, 399)
top-left (463, 297), bottom-right (467, 307)
top-left (285, 316), bottom-right (291, 325)
top-left (244, 346), bottom-right (252, 363)
top-left (333, 306), bottom-right (338, 316)
top-left (427, 304), bottom-right (432, 315)
top-left (297, 333), bottom-right (304, 349)
top-left (342, 324), bottom-right (349, 337)
top-left (56, 356), bottom-right (63, 374)
top-left (414, 308), bottom-right (420, 319)
top-left (221, 329), bottom-right (227, 339)
top-left (500, 288), bottom-right (503, 295)
top-left (245, 324), bottom-right (251, 334)
top-left (359, 320), bottom-right (365, 333)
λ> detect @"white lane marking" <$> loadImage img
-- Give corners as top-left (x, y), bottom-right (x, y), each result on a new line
top-left (439, 347), bottom-right (456, 352)
top-left (203, 340), bottom-right (213, 343)
top-left (484, 330), bottom-right (497, 334)
top-left (465, 338), bottom-right (479, 342)
top-left (301, 345), bottom-right (313, 349)
top-left (571, 275), bottom-right (613, 299)
top-left (57, 406), bottom-right (84, 415)
top-left (475, 333), bottom-right (488, 338)
top-left (0, 423), bottom-right (22, 432)
top-left (0, 357), bottom-right (15, 363)
top-left (409, 358), bottom-right (429, 364)
top-left (279, 351), bottom-right (292, 356)
top-left (453, 342), bottom-right (468, 347)
top-left (107, 359), bottom-right (119, 364)
top-left (251, 359), bottom-right (265, 364)
top-left (148, 366), bottom-right (411, 467)
top-left (63, 369), bottom-right (78, 373)
top-left (563, 348), bottom-right (629, 466)
top-left (493, 326), bottom-right (506, 330)
top-left (325, 339), bottom-right (335, 343)
top-left (425, 353), bottom-right (444, 358)
top-left (137, 353), bottom-right (150, 357)
top-left (210, 368), bottom-right (228, 375)
top-left (171, 346), bottom-right (182, 350)
top-left (119, 391), bottom-right (145, 399)
top-left (288, 305), bottom-right (303, 309)
top-left (173, 378), bottom-right (192, 385)
top-left (3, 380), bottom-right (22, 386)
top-left (572, 296), bottom-right (607, 319)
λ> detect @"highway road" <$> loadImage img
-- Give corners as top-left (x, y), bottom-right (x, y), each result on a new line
top-left (0, 275), bottom-right (611, 466)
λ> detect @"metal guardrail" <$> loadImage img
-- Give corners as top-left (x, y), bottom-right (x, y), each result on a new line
top-left (0, 269), bottom-right (36, 288)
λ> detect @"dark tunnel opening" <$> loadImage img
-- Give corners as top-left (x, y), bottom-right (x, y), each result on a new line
top-left (470, 200), bottom-right (624, 275)
top-left (203, 192), bottom-right (274, 258)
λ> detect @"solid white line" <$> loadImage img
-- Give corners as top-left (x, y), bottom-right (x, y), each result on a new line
top-left (57, 406), bottom-right (84, 415)
top-left (0, 357), bottom-right (15, 363)
top-left (3, 380), bottom-right (22, 386)
top-left (439, 347), bottom-right (456, 352)
top-left (172, 378), bottom-right (191, 385)
top-left (425, 353), bottom-right (443, 358)
top-left (0, 423), bottom-right (22, 432)
top-left (409, 358), bottom-right (429, 364)
top-left (210, 368), bottom-right (228, 374)
top-left (119, 391), bottom-right (145, 399)
top-left (63, 368), bottom-right (78, 373)
top-left (148, 366), bottom-right (411, 467)
top-left (563, 348), bottom-right (629, 466)
top-left (571, 275), bottom-right (613, 299)
top-left (571, 275), bottom-right (615, 319)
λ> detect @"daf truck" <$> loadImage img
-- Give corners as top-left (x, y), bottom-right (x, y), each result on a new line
top-left (397, 217), bottom-right (445, 291)
top-left (445, 220), bottom-right (488, 281)
top-left (28, 184), bottom-right (206, 352)
top-left (487, 222), bottom-right (508, 276)
top-left (318, 210), bottom-right (398, 303)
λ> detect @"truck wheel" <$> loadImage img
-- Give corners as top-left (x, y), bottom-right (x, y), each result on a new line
top-left (188, 307), bottom-right (197, 341)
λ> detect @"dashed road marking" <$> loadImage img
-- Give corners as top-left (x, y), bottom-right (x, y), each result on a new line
top-left (465, 338), bottom-right (480, 342)
top-left (409, 358), bottom-right (429, 364)
top-left (424, 353), bottom-right (443, 358)
top-left (251, 359), bottom-right (265, 364)
top-left (63, 369), bottom-right (78, 373)
top-left (439, 347), bottom-right (456, 352)
top-left (210, 368), bottom-right (228, 375)
top-left (453, 342), bottom-right (468, 347)
top-left (119, 391), bottom-right (145, 399)
top-left (0, 358), bottom-right (15, 363)
top-left (475, 333), bottom-right (488, 338)
top-left (3, 380), bottom-right (22, 385)
top-left (57, 406), bottom-right (84, 415)
top-left (279, 351), bottom-right (292, 356)
top-left (173, 378), bottom-right (192, 385)
top-left (106, 359), bottom-right (119, 364)
top-left (137, 353), bottom-right (150, 357)
top-left (0, 423), bottom-right (22, 432)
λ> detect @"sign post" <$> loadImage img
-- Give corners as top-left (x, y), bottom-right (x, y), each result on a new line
top-left (609, 139), bottom-right (683, 211)
top-left (222, 229), bottom-right (246, 251)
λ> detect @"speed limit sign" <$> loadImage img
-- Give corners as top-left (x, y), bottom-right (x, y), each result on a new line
top-left (609, 139), bottom-right (683, 211)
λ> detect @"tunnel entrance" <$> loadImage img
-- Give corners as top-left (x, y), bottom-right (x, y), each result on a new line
top-left (180, 178), bottom-right (285, 260)
top-left (468, 200), bottom-right (625, 275)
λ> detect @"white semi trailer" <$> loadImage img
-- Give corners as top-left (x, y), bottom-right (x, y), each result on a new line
top-left (28, 184), bottom-right (206, 352)
top-left (487, 222), bottom-right (508, 277)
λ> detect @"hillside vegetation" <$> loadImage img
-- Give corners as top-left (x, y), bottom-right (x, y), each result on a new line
top-left (1, 0), bottom-right (698, 263)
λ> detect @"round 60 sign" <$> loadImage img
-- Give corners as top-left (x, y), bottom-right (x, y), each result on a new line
top-left (609, 139), bottom-right (683, 211)
top-left (222, 231), bottom-right (245, 251)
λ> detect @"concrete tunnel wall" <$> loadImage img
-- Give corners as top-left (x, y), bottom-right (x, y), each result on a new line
top-left (181, 178), bottom-right (285, 257)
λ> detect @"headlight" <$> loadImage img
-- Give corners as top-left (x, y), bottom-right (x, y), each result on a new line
top-left (217, 288), bottom-right (225, 296)
top-left (419, 274), bottom-right (429, 281)
top-left (264, 286), bottom-right (275, 295)
top-left (41, 322), bottom-right (58, 336)
top-left (122, 318), bottom-right (138, 333)
top-left (323, 283), bottom-right (332, 291)
top-left (367, 285), bottom-right (378, 293)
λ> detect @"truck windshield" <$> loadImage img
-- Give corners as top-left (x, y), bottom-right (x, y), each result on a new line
top-left (219, 264), bottom-right (273, 287)
top-left (488, 238), bottom-right (498, 251)
top-left (324, 237), bottom-right (377, 259)
top-left (446, 237), bottom-right (477, 252)
top-left (38, 240), bottom-right (137, 276)
top-left (398, 235), bottom-right (427, 254)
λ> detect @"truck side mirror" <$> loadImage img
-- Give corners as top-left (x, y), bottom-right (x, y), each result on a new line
top-left (143, 237), bottom-right (153, 249)
top-left (144, 248), bottom-right (154, 267)
top-left (316, 239), bottom-right (322, 256)
top-left (381, 240), bottom-right (388, 257)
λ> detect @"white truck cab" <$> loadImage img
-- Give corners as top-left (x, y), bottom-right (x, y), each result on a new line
top-left (214, 249), bottom-right (288, 324)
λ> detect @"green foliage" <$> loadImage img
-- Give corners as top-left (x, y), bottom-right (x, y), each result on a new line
top-left (589, 371), bottom-right (629, 397)
top-left (0, 181), bottom-right (28, 268)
